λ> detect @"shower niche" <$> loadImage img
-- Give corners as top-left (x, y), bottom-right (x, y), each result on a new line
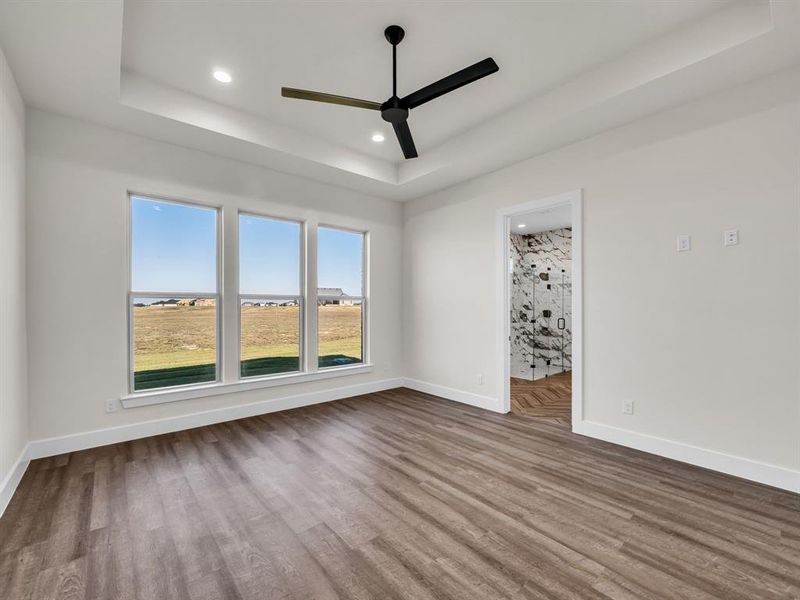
top-left (510, 227), bottom-right (572, 380)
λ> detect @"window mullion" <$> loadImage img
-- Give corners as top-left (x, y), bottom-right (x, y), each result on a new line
top-left (221, 203), bottom-right (237, 384)
top-left (306, 220), bottom-right (319, 373)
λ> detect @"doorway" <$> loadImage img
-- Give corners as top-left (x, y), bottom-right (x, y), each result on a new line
top-left (497, 191), bottom-right (582, 428)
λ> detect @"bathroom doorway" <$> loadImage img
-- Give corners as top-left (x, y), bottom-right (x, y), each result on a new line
top-left (497, 191), bottom-right (582, 428)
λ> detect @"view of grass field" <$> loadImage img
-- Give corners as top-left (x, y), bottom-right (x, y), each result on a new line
top-left (133, 304), bottom-right (362, 390)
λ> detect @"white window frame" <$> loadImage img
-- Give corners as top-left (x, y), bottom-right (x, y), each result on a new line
top-left (237, 211), bottom-right (306, 380)
top-left (122, 204), bottom-right (374, 407)
top-left (127, 193), bottom-right (223, 394)
top-left (316, 225), bottom-right (369, 369)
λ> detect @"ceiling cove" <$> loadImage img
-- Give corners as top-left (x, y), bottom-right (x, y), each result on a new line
top-left (1, 1), bottom-right (797, 200)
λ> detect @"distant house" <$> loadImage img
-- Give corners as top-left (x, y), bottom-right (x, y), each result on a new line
top-left (151, 298), bottom-right (217, 307)
top-left (150, 299), bottom-right (179, 307)
top-left (318, 287), bottom-right (356, 306)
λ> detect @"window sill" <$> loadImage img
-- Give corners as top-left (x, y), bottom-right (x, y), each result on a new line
top-left (121, 364), bottom-right (373, 409)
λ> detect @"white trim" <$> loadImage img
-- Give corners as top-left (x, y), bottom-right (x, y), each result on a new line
top-left (0, 444), bottom-right (31, 519)
top-left (122, 363), bottom-right (374, 408)
top-left (573, 420), bottom-right (800, 493)
top-left (400, 377), bottom-right (798, 492)
top-left (31, 378), bottom-right (402, 460)
top-left (403, 378), bottom-right (504, 413)
top-left (496, 189), bottom-right (583, 423)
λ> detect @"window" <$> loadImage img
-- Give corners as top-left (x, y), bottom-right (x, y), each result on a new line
top-left (239, 214), bottom-right (303, 378)
top-left (129, 196), bottom-right (219, 391)
top-left (127, 197), bottom-right (370, 401)
top-left (317, 227), bottom-right (365, 368)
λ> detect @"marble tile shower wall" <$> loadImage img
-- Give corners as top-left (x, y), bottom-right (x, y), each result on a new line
top-left (510, 228), bottom-right (572, 380)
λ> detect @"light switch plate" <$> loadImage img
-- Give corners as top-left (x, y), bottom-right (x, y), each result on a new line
top-left (677, 235), bottom-right (691, 252)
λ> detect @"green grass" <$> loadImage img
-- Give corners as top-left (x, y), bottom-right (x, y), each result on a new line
top-left (132, 304), bottom-right (363, 391)
top-left (134, 354), bottom-right (360, 390)
top-left (134, 362), bottom-right (217, 391)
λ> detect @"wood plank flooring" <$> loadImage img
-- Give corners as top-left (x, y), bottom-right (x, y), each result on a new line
top-left (1, 388), bottom-right (798, 600)
top-left (511, 373), bottom-right (572, 424)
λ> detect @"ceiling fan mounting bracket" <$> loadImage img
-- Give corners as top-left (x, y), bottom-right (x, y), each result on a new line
top-left (384, 25), bottom-right (405, 46)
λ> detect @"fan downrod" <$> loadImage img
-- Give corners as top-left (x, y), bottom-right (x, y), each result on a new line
top-left (381, 25), bottom-right (408, 123)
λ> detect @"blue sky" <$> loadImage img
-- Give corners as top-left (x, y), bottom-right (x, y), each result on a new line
top-left (132, 197), bottom-right (217, 293)
top-left (240, 214), bottom-right (300, 295)
top-left (317, 226), bottom-right (363, 296)
top-left (132, 197), bottom-right (363, 297)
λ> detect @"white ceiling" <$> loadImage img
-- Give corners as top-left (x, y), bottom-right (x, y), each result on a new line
top-left (511, 205), bottom-right (572, 235)
top-left (1, 1), bottom-right (799, 201)
top-left (121, 1), bottom-right (727, 162)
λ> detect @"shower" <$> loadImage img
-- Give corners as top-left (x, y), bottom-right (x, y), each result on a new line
top-left (510, 227), bottom-right (572, 381)
top-left (529, 264), bottom-right (571, 379)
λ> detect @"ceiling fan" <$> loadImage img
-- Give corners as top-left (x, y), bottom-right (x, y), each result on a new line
top-left (281, 25), bottom-right (499, 159)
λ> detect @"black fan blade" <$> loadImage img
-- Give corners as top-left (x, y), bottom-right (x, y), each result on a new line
top-left (392, 120), bottom-right (418, 159)
top-left (402, 58), bottom-right (499, 109)
top-left (281, 87), bottom-right (381, 111)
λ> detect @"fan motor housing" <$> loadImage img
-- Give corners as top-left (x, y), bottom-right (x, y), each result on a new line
top-left (380, 96), bottom-right (409, 124)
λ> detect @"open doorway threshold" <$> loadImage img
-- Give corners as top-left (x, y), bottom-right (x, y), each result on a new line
top-left (510, 372), bottom-right (571, 426)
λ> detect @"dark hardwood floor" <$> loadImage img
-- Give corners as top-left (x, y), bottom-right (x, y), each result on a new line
top-left (1, 388), bottom-right (798, 599)
top-left (510, 372), bottom-right (572, 425)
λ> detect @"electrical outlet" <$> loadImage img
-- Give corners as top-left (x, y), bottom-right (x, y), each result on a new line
top-left (724, 229), bottom-right (739, 246)
top-left (105, 399), bottom-right (118, 414)
top-left (622, 400), bottom-right (634, 415)
top-left (477, 373), bottom-right (484, 385)
top-left (676, 235), bottom-right (691, 252)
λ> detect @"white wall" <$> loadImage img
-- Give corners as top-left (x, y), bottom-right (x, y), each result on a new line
top-left (26, 110), bottom-right (403, 441)
top-left (404, 74), bottom-right (800, 476)
top-left (17, 67), bottom-right (800, 490)
top-left (0, 47), bottom-right (27, 493)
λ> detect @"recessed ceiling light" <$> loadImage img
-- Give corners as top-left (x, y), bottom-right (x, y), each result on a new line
top-left (371, 132), bottom-right (385, 143)
top-left (213, 70), bottom-right (232, 84)
top-left (517, 223), bottom-right (526, 228)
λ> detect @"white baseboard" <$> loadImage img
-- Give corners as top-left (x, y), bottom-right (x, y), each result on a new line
top-left (402, 378), bottom-right (505, 413)
top-left (400, 379), bottom-right (798, 493)
top-left (7, 379), bottom-right (796, 517)
top-left (0, 444), bottom-right (31, 519)
top-left (27, 378), bottom-right (404, 460)
top-left (573, 420), bottom-right (800, 493)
